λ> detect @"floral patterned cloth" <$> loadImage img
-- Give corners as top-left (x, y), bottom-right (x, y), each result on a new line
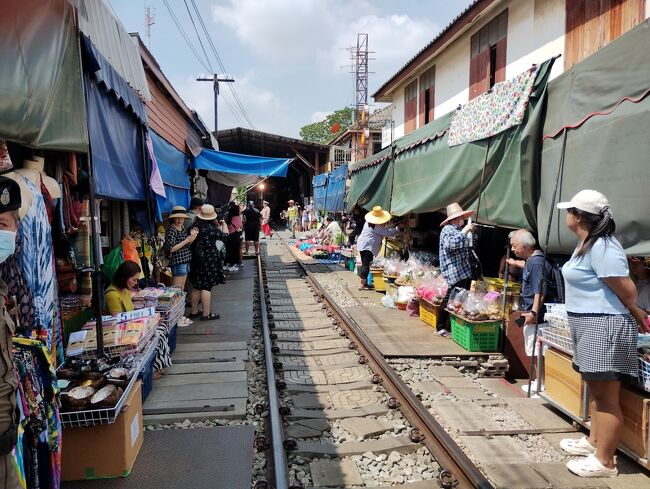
top-left (448, 66), bottom-right (539, 146)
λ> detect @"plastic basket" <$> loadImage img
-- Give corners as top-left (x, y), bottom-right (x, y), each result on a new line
top-left (540, 327), bottom-right (574, 354)
top-left (545, 303), bottom-right (567, 316)
top-left (450, 314), bottom-right (499, 352)
top-left (329, 252), bottom-right (342, 262)
top-left (419, 298), bottom-right (440, 328)
top-left (638, 356), bottom-right (650, 393)
top-left (544, 312), bottom-right (570, 331)
top-left (137, 337), bottom-right (158, 403)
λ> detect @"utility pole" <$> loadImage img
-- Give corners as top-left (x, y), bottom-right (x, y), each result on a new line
top-left (196, 74), bottom-right (235, 134)
top-left (354, 34), bottom-right (369, 158)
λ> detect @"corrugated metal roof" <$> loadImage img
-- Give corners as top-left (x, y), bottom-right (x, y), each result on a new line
top-left (372, 0), bottom-right (496, 100)
top-left (76, 0), bottom-right (151, 101)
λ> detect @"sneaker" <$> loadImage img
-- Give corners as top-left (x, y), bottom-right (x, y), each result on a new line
top-left (560, 436), bottom-right (596, 456)
top-left (566, 454), bottom-right (617, 478)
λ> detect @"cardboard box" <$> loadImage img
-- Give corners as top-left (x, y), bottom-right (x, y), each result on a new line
top-left (544, 348), bottom-right (585, 418)
top-left (62, 381), bottom-right (143, 481)
top-left (619, 384), bottom-right (650, 459)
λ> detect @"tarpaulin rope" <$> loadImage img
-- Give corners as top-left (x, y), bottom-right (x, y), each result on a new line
top-left (542, 86), bottom-right (650, 141)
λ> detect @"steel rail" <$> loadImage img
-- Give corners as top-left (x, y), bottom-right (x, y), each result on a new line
top-left (256, 254), bottom-right (290, 489)
top-left (282, 242), bottom-right (493, 489)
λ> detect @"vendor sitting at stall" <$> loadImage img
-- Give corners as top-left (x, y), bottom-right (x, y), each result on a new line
top-left (321, 215), bottom-right (343, 245)
top-left (357, 206), bottom-right (400, 291)
top-left (105, 261), bottom-right (172, 378)
top-left (510, 229), bottom-right (556, 355)
top-left (437, 203), bottom-right (476, 336)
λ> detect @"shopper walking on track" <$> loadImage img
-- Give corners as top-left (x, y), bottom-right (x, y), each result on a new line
top-left (165, 206), bottom-right (198, 289)
top-left (287, 200), bottom-right (299, 238)
top-left (106, 260), bottom-right (172, 378)
top-left (356, 206), bottom-right (400, 290)
top-left (0, 177), bottom-right (24, 489)
top-left (261, 200), bottom-right (272, 238)
top-left (437, 203), bottom-right (475, 336)
top-left (243, 201), bottom-right (262, 255)
top-left (189, 204), bottom-right (228, 321)
top-left (557, 190), bottom-right (650, 478)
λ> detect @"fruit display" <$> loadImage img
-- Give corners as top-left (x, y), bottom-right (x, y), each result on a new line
top-left (447, 287), bottom-right (505, 322)
top-left (416, 274), bottom-right (447, 305)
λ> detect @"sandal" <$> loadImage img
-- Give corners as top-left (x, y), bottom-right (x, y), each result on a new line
top-left (188, 312), bottom-right (201, 319)
top-left (566, 454), bottom-right (617, 478)
top-left (201, 313), bottom-right (220, 321)
top-left (358, 285), bottom-right (373, 291)
top-left (437, 329), bottom-right (450, 337)
top-left (560, 436), bottom-right (596, 456)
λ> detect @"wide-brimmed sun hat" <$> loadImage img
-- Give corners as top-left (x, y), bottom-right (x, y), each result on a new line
top-left (557, 189), bottom-right (609, 215)
top-left (169, 206), bottom-right (188, 219)
top-left (440, 202), bottom-right (475, 227)
top-left (197, 204), bottom-right (218, 220)
top-left (365, 206), bottom-right (391, 225)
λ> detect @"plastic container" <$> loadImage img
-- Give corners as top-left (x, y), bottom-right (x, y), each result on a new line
top-left (450, 314), bottom-right (499, 352)
top-left (167, 324), bottom-right (178, 353)
top-left (371, 269), bottom-right (386, 292)
top-left (638, 356), bottom-right (650, 392)
top-left (396, 301), bottom-right (407, 310)
top-left (419, 298), bottom-right (439, 328)
top-left (138, 355), bottom-right (155, 403)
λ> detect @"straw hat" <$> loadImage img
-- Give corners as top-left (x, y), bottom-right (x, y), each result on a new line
top-left (168, 206), bottom-right (188, 219)
top-left (197, 204), bottom-right (218, 220)
top-left (440, 202), bottom-right (475, 227)
top-left (365, 206), bottom-right (391, 225)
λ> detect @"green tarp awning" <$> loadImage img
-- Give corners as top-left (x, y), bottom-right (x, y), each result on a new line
top-left (387, 59), bottom-right (554, 229)
top-left (539, 20), bottom-right (650, 255)
top-left (347, 145), bottom-right (393, 211)
top-left (0, 0), bottom-right (88, 152)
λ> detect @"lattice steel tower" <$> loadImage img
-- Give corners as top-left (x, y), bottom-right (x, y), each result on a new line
top-left (354, 33), bottom-right (369, 156)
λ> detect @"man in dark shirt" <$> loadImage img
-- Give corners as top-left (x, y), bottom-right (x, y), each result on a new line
top-left (242, 201), bottom-right (262, 255)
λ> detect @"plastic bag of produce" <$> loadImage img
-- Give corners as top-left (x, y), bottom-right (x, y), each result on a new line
top-left (447, 287), bottom-right (469, 314)
top-left (381, 294), bottom-right (396, 309)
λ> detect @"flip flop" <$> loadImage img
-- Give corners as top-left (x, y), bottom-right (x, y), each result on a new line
top-left (201, 313), bottom-right (220, 321)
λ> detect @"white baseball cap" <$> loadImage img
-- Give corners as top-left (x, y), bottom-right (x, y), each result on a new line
top-left (557, 189), bottom-right (609, 215)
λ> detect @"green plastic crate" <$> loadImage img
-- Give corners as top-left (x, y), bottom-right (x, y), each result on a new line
top-left (450, 314), bottom-right (499, 352)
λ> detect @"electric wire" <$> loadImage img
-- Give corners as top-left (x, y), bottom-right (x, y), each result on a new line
top-left (162, 0), bottom-right (245, 127)
top-left (190, 0), bottom-right (256, 129)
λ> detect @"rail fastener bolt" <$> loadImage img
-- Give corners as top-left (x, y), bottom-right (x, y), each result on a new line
top-left (409, 427), bottom-right (424, 443)
top-left (279, 405), bottom-right (291, 416)
top-left (438, 468), bottom-right (458, 489)
top-left (358, 355), bottom-right (368, 364)
top-left (254, 436), bottom-right (269, 451)
top-left (371, 374), bottom-right (383, 384)
top-left (283, 438), bottom-right (298, 450)
top-left (276, 380), bottom-right (287, 390)
top-left (273, 361), bottom-right (283, 370)
top-left (253, 480), bottom-right (270, 489)
top-left (388, 397), bottom-right (400, 409)
top-left (348, 341), bottom-right (357, 350)
top-left (254, 403), bottom-right (266, 415)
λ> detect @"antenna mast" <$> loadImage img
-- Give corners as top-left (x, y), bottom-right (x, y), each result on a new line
top-left (354, 33), bottom-right (369, 158)
top-left (145, 4), bottom-right (155, 48)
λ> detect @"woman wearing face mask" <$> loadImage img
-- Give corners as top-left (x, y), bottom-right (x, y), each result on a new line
top-left (105, 260), bottom-right (172, 378)
top-left (0, 176), bottom-right (25, 489)
top-left (557, 190), bottom-right (650, 478)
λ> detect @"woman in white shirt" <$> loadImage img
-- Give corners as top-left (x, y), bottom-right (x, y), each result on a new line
top-left (557, 190), bottom-right (649, 478)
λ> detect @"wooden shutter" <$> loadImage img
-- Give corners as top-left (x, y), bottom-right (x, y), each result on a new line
top-left (495, 37), bottom-right (507, 84)
top-left (428, 85), bottom-right (435, 123)
top-left (418, 85), bottom-right (426, 128)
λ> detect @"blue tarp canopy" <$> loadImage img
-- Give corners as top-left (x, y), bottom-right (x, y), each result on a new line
top-left (150, 130), bottom-right (190, 218)
top-left (86, 73), bottom-right (145, 201)
top-left (324, 164), bottom-right (347, 213)
top-left (312, 173), bottom-right (328, 211)
top-left (192, 149), bottom-right (291, 179)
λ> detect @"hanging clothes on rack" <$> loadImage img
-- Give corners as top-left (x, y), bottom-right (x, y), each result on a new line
top-left (12, 337), bottom-right (61, 489)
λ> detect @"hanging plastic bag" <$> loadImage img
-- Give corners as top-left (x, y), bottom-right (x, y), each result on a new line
top-left (121, 237), bottom-right (144, 279)
top-left (103, 247), bottom-right (124, 282)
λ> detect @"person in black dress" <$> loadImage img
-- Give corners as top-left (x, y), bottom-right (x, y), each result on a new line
top-left (225, 201), bottom-right (243, 268)
top-left (188, 204), bottom-right (228, 320)
top-left (243, 201), bottom-right (262, 255)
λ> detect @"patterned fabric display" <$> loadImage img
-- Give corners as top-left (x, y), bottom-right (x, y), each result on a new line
top-left (17, 176), bottom-right (55, 351)
top-left (447, 66), bottom-right (539, 146)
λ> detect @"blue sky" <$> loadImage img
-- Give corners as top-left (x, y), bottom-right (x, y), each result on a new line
top-left (108, 0), bottom-right (474, 138)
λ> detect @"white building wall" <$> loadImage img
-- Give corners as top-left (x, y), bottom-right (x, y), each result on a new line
top-left (392, 82), bottom-right (408, 140)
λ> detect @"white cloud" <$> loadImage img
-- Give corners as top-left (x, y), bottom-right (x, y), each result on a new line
top-left (211, 0), bottom-right (439, 81)
top-left (310, 111), bottom-right (332, 123)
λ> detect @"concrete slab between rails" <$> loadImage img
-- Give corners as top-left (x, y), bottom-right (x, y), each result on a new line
top-left (288, 404), bottom-right (388, 420)
top-left (480, 464), bottom-right (551, 489)
top-left (339, 417), bottom-right (393, 439)
top-left (461, 435), bottom-right (534, 465)
top-left (309, 459), bottom-right (363, 487)
top-left (284, 366), bottom-right (370, 386)
top-left (296, 435), bottom-right (419, 457)
top-left (310, 480), bottom-right (439, 489)
top-left (277, 347), bottom-right (353, 357)
top-left (281, 360), bottom-right (362, 371)
top-left (273, 331), bottom-right (342, 342)
top-left (153, 371), bottom-right (247, 387)
top-left (285, 418), bottom-right (330, 438)
top-left (292, 390), bottom-right (384, 410)
top-left (285, 380), bottom-right (375, 393)
top-left (277, 339), bottom-right (350, 351)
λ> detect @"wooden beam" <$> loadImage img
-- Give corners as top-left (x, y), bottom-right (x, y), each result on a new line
top-left (291, 148), bottom-right (316, 172)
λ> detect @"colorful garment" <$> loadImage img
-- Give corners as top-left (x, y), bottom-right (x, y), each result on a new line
top-left (448, 65), bottom-right (539, 146)
top-left (16, 176), bottom-right (55, 352)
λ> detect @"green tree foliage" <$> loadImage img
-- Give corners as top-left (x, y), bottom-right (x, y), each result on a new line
top-left (300, 107), bottom-right (354, 144)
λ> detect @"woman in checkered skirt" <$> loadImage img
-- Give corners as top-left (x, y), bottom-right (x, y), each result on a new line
top-left (557, 190), bottom-right (650, 478)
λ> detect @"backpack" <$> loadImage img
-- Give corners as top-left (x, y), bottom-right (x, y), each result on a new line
top-left (546, 257), bottom-right (566, 303)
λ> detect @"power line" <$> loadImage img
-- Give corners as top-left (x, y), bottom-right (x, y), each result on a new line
top-left (162, 0), bottom-right (245, 127)
top-left (190, 0), bottom-right (256, 129)
top-left (183, 0), bottom-right (213, 72)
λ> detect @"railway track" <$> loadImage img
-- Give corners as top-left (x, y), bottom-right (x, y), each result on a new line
top-left (254, 239), bottom-right (493, 489)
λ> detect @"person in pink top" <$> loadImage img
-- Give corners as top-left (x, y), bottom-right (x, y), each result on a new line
top-left (225, 201), bottom-right (243, 270)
